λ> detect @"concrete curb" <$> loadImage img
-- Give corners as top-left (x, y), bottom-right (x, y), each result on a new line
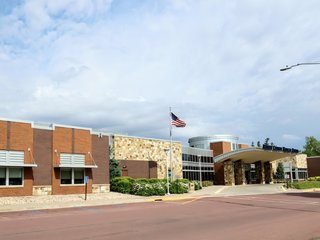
top-left (148, 196), bottom-right (198, 202)
top-left (302, 188), bottom-right (320, 192)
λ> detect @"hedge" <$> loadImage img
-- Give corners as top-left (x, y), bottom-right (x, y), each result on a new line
top-left (202, 181), bottom-right (214, 187)
top-left (308, 176), bottom-right (320, 181)
top-left (110, 177), bottom-right (189, 196)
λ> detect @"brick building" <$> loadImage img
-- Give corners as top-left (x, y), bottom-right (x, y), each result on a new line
top-left (188, 135), bottom-right (302, 185)
top-left (0, 118), bottom-right (109, 196)
top-left (307, 156), bottom-right (320, 177)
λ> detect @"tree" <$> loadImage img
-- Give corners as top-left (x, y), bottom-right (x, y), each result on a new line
top-left (264, 138), bottom-right (270, 146)
top-left (109, 147), bottom-right (121, 179)
top-left (251, 141), bottom-right (255, 147)
top-left (303, 136), bottom-right (320, 157)
top-left (274, 162), bottom-right (285, 180)
top-left (257, 141), bottom-right (261, 147)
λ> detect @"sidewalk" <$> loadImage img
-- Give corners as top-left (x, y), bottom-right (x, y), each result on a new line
top-left (0, 184), bottom-right (295, 213)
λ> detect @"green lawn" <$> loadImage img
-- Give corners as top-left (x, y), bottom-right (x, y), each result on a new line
top-left (290, 181), bottom-right (320, 189)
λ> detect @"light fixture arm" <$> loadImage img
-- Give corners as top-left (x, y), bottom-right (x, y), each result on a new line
top-left (280, 62), bottom-right (320, 71)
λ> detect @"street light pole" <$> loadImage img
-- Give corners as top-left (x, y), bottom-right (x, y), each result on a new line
top-left (198, 155), bottom-right (202, 188)
top-left (280, 62), bottom-right (320, 71)
top-left (164, 148), bottom-right (170, 195)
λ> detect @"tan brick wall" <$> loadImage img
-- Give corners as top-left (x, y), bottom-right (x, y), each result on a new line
top-left (113, 136), bottom-right (182, 179)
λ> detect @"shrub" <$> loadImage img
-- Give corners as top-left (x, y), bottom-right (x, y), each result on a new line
top-left (110, 177), bottom-right (134, 194)
top-left (111, 177), bottom-right (188, 196)
top-left (202, 181), bottom-right (214, 187)
top-left (192, 181), bottom-right (202, 190)
top-left (131, 180), bottom-right (166, 196)
top-left (308, 176), bottom-right (320, 181)
top-left (170, 179), bottom-right (189, 194)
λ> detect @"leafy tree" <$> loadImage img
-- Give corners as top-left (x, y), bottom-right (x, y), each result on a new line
top-left (109, 147), bottom-right (121, 179)
top-left (303, 136), bottom-right (320, 157)
top-left (257, 141), bottom-right (261, 147)
top-left (251, 141), bottom-right (255, 147)
top-left (274, 162), bottom-right (285, 180)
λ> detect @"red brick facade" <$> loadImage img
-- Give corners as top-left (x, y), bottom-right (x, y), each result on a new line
top-left (307, 157), bottom-right (320, 177)
top-left (0, 119), bottom-right (110, 197)
top-left (33, 129), bottom-right (52, 186)
top-left (0, 121), bottom-right (34, 196)
top-left (52, 127), bottom-right (94, 195)
top-left (238, 144), bottom-right (249, 149)
top-left (92, 135), bottom-right (109, 184)
top-left (119, 160), bottom-right (157, 179)
top-left (210, 142), bottom-right (231, 156)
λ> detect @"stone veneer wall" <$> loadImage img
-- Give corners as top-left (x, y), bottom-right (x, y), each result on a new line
top-left (113, 135), bottom-right (183, 179)
top-left (223, 160), bottom-right (235, 185)
top-left (271, 154), bottom-right (307, 172)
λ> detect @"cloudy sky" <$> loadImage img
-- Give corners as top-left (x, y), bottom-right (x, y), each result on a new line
top-left (1, 0), bottom-right (320, 149)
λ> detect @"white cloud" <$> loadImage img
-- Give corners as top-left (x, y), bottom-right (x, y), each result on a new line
top-left (282, 134), bottom-right (303, 142)
top-left (0, 0), bottom-right (320, 148)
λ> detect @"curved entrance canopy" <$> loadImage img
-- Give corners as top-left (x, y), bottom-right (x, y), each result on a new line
top-left (213, 147), bottom-right (298, 164)
top-left (213, 147), bottom-right (300, 185)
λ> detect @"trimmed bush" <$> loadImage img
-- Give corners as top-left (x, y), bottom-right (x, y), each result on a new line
top-left (192, 181), bottom-right (202, 190)
top-left (308, 176), bottom-right (320, 181)
top-left (170, 179), bottom-right (189, 194)
top-left (131, 179), bottom-right (167, 196)
top-left (202, 181), bottom-right (214, 187)
top-left (110, 177), bottom-right (134, 194)
top-left (110, 177), bottom-right (190, 196)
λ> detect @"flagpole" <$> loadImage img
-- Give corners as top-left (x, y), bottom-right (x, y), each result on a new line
top-left (169, 107), bottom-right (173, 183)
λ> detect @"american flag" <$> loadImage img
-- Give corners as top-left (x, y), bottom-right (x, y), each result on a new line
top-left (171, 112), bottom-right (186, 127)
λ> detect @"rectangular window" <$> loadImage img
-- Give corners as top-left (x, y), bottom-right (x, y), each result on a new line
top-left (0, 168), bottom-right (6, 186)
top-left (60, 168), bottom-right (85, 185)
top-left (0, 168), bottom-right (23, 186)
top-left (9, 168), bottom-right (23, 185)
top-left (61, 168), bottom-right (72, 184)
top-left (74, 168), bottom-right (84, 184)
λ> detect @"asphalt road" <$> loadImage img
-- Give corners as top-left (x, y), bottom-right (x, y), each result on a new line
top-left (0, 192), bottom-right (319, 240)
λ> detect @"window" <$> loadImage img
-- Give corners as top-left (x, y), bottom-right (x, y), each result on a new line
top-left (232, 143), bottom-right (238, 151)
top-left (74, 169), bottom-right (84, 184)
top-left (0, 167), bottom-right (23, 186)
top-left (9, 168), bottom-right (23, 185)
top-left (60, 168), bottom-right (85, 185)
top-left (61, 168), bottom-right (72, 184)
top-left (0, 168), bottom-right (5, 185)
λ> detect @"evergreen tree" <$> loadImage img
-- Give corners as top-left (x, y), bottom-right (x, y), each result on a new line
top-left (109, 146), bottom-right (121, 179)
top-left (257, 141), bottom-right (261, 147)
top-left (274, 162), bottom-right (285, 180)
